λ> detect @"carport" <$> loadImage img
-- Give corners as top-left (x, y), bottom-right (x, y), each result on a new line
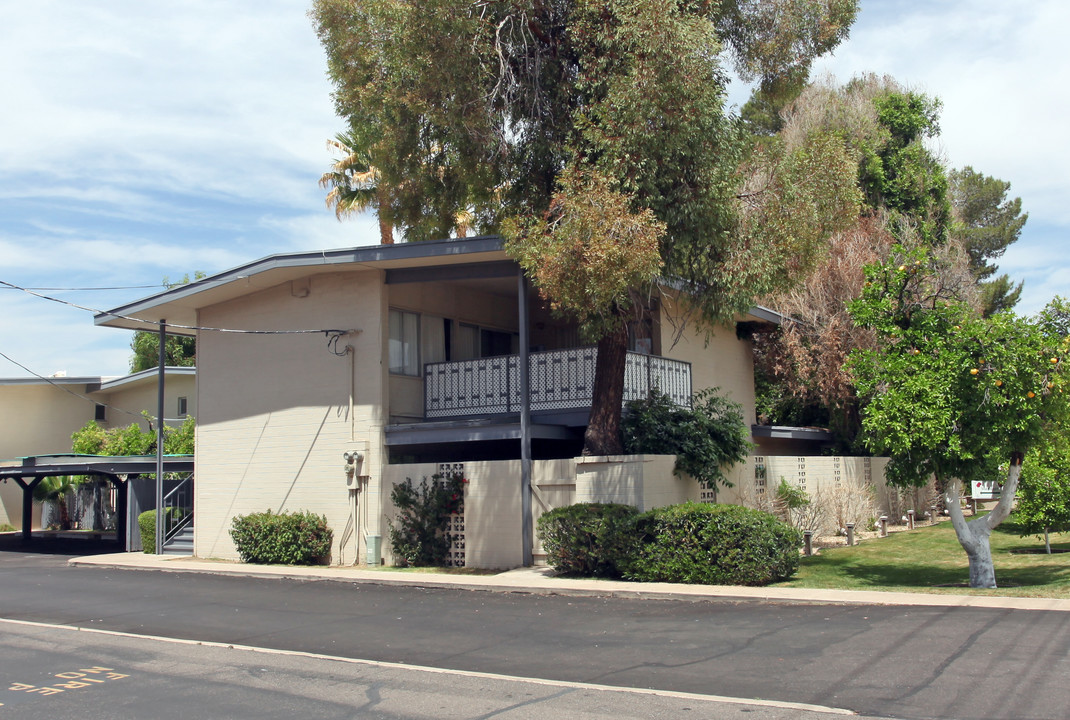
top-left (0, 454), bottom-right (194, 548)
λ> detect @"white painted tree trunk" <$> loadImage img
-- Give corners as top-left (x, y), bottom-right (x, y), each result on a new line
top-left (944, 456), bottom-right (1023, 589)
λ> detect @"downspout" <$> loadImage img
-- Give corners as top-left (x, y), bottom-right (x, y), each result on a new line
top-left (518, 272), bottom-right (533, 566)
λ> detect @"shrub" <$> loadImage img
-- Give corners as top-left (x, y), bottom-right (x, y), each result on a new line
top-left (138, 507), bottom-right (186, 554)
top-left (0, 523), bottom-right (15, 532)
top-left (138, 509), bottom-right (159, 554)
top-left (623, 388), bottom-right (751, 489)
top-left (620, 502), bottom-right (803, 586)
top-left (388, 473), bottom-right (465, 566)
top-left (536, 503), bottom-right (639, 577)
top-left (229, 510), bottom-right (333, 565)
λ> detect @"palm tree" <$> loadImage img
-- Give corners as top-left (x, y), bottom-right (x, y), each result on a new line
top-left (33, 476), bottom-right (77, 530)
top-left (319, 131), bottom-right (394, 245)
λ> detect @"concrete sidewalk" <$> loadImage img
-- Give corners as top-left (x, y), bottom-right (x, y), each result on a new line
top-left (69, 552), bottom-right (1070, 612)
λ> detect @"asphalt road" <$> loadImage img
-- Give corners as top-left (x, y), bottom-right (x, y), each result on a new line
top-left (1, 541), bottom-right (1068, 720)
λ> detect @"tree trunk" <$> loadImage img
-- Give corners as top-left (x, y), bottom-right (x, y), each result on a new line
top-left (943, 454), bottom-right (1024, 589)
top-left (58, 496), bottom-right (71, 531)
top-left (378, 217), bottom-right (394, 245)
top-left (377, 189), bottom-right (394, 244)
top-left (583, 323), bottom-right (629, 456)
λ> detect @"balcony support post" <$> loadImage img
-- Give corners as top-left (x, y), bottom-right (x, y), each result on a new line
top-left (518, 272), bottom-right (533, 566)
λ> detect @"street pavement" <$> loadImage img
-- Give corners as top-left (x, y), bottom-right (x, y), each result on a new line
top-left (2, 536), bottom-right (1069, 719)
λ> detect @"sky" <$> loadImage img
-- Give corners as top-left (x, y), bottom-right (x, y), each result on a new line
top-left (1, 0), bottom-right (1066, 380)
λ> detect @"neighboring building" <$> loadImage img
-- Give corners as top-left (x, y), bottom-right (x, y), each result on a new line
top-left (95, 236), bottom-right (799, 567)
top-left (0, 368), bottom-right (196, 530)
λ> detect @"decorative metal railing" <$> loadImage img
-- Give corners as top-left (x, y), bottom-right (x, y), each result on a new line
top-left (425, 347), bottom-right (691, 419)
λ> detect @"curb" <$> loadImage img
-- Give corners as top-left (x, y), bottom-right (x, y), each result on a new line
top-left (68, 553), bottom-right (1070, 612)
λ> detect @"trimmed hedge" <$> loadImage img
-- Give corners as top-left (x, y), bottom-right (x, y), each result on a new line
top-left (229, 510), bottom-right (333, 565)
top-left (536, 503), bottom-right (639, 577)
top-left (620, 502), bottom-right (803, 586)
top-left (137, 508), bottom-right (184, 554)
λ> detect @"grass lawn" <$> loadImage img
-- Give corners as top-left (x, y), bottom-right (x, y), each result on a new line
top-left (776, 516), bottom-right (1070, 598)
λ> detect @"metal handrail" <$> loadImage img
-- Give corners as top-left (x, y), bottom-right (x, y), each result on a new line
top-left (162, 473), bottom-right (193, 544)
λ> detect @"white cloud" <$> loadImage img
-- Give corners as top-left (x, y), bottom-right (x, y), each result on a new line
top-left (0, 1), bottom-right (342, 211)
top-left (259, 211), bottom-right (384, 253)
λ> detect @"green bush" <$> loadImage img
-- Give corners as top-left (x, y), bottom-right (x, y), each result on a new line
top-left (138, 507), bottom-right (185, 554)
top-left (619, 502), bottom-right (803, 586)
top-left (389, 474), bottom-right (465, 567)
top-left (0, 523), bottom-right (15, 533)
top-left (138, 509), bottom-right (159, 554)
top-left (623, 388), bottom-right (751, 489)
top-left (536, 503), bottom-right (639, 577)
top-left (229, 510), bottom-right (333, 565)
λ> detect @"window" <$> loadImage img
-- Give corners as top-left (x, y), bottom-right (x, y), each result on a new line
top-left (177, 397), bottom-right (188, 417)
top-left (389, 309), bottom-right (420, 375)
top-left (453, 323), bottom-right (480, 361)
top-left (481, 328), bottom-right (519, 358)
top-left (94, 404), bottom-right (107, 422)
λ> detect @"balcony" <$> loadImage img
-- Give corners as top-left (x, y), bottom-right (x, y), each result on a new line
top-left (424, 347), bottom-right (691, 420)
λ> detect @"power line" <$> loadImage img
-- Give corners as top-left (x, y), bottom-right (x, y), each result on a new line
top-left (0, 284), bottom-right (165, 291)
top-left (0, 279), bottom-right (350, 337)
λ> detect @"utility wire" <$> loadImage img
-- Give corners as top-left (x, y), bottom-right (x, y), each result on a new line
top-left (0, 349), bottom-right (184, 423)
top-left (0, 279), bottom-right (349, 337)
top-left (0, 284), bottom-right (165, 291)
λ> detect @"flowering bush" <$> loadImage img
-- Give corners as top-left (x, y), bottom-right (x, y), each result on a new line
top-left (388, 473), bottom-right (465, 566)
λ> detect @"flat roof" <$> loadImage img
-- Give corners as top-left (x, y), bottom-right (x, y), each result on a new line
top-left (98, 366), bottom-right (196, 392)
top-left (0, 367), bottom-right (194, 390)
top-left (0, 454), bottom-right (194, 480)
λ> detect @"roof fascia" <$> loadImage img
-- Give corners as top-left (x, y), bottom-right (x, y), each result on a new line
top-left (97, 366), bottom-right (196, 392)
top-left (94, 236), bottom-right (508, 332)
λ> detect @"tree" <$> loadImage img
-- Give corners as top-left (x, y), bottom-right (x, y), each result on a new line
top-left (312, 0), bottom-right (861, 455)
top-left (847, 248), bottom-right (1069, 588)
top-left (948, 166), bottom-right (1027, 315)
top-left (32, 476), bottom-right (76, 530)
top-left (1017, 444), bottom-right (1070, 554)
top-left (319, 129), bottom-right (394, 245)
top-left (753, 75), bottom-right (983, 447)
top-left (129, 273), bottom-right (204, 372)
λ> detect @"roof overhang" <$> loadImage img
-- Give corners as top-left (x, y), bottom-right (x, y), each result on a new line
top-left (95, 236), bottom-right (513, 335)
top-left (96, 366), bottom-right (196, 392)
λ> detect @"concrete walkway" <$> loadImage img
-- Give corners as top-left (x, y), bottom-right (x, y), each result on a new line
top-left (69, 552), bottom-right (1070, 612)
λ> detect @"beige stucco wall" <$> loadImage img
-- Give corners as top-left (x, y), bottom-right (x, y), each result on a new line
top-left (382, 460), bottom-right (531, 569)
top-left (384, 455), bottom-right (685, 569)
top-left (386, 282), bottom-right (520, 421)
top-left (193, 270), bottom-right (387, 563)
top-left (97, 374), bottom-right (197, 431)
top-left (387, 282), bottom-right (519, 333)
top-left (0, 383), bottom-right (102, 529)
top-left (658, 301), bottom-right (757, 426)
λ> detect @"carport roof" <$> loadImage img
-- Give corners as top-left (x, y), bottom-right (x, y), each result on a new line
top-left (0, 454), bottom-right (194, 481)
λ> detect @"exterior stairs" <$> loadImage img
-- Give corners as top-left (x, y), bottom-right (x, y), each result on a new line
top-left (162, 524), bottom-right (194, 556)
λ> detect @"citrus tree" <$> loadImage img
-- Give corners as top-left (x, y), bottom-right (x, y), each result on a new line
top-left (848, 248), bottom-right (1069, 587)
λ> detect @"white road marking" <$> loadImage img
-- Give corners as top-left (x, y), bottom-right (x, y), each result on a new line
top-left (0, 617), bottom-right (856, 715)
